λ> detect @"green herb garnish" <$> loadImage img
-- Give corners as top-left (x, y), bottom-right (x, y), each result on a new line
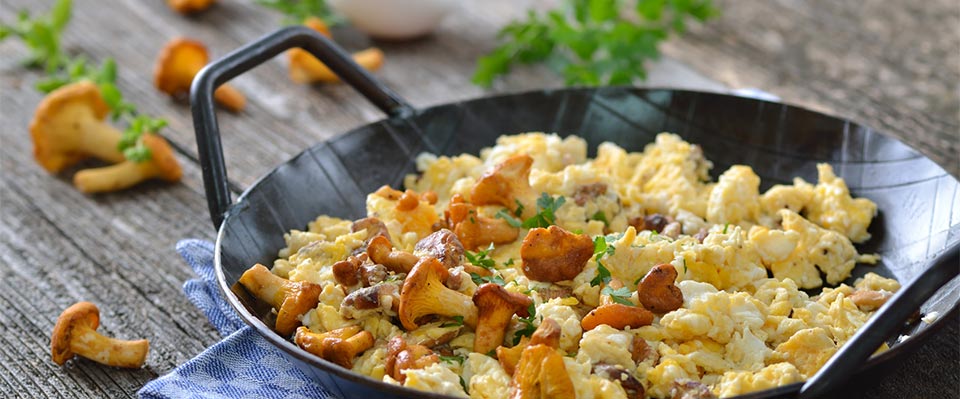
top-left (255, 0), bottom-right (342, 25)
top-left (589, 233), bottom-right (619, 286)
top-left (473, 0), bottom-right (719, 87)
top-left (441, 315), bottom-right (465, 328)
top-left (601, 286), bottom-right (634, 306)
top-left (465, 243), bottom-right (497, 269)
top-left (512, 303), bottom-right (539, 345)
top-left (591, 210), bottom-right (609, 226)
top-left (440, 354), bottom-right (466, 365)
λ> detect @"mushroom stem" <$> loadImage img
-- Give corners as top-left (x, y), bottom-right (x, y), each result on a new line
top-left (73, 161), bottom-right (152, 193)
top-left (238, 264), bottom-right (293, 309)
top-left (213, 85), bottom-right (246, 113)
top-left (76, 118), bottom-right (126, 164)
top-left (289, 47), bottom-right (385, 84)
top-left (69, 324), bottom-right (149, 368)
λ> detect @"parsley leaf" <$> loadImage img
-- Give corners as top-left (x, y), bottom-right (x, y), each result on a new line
top-left (473, 0), bottom-right (719, 87)
top-left (512, 303), bottom-right (539, 345)
top-left (255, 0), bottom-right (342, 25)
top-left (590, 210), bottom-right (609, 226)
top-left (495, 209), bottom-right (523, 227)
top-left (589, 234), bottom-right (618, 286)
top-left (722, 223), bottom-right (730, 234)
top-left (521, 193), bottom-right (566, 228)
top-left (470, 272), bottom-right (506, 286)
top-left (601, 286), bottom-right (634, 306)
top-left (464, 243), bottom-right (497, 269)
top-left (441, 316), bottom-right (465, 328)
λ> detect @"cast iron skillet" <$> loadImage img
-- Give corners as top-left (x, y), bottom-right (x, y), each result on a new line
top-left (190, 26), bottom-right (960, 399)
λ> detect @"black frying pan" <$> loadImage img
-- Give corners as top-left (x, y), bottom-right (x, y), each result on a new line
top-left (190, 26), bottom-right (960, 399)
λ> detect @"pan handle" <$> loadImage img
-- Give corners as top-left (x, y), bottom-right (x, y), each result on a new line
top-left (799, 243), bottom-right (960, 398)
top-left (190, 26), bottom-right (414, 229)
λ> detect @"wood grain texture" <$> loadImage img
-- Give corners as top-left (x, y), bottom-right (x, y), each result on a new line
top-left (0, 0), bottom-right (956, 398)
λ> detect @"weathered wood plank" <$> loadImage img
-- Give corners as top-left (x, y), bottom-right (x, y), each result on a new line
top-left (662, 0), bottom-right (959, 176)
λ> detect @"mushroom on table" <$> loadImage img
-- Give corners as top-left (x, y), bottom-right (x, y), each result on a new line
top-left (154, 37), bottom-right (246, 112)
top-left (51, 302), bottom-right (149, 368)
top-left (72, 132), bottom-right (183, 193)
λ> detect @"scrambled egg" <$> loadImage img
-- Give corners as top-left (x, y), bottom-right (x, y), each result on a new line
top-left (268, 132), bottom-right (893, 398)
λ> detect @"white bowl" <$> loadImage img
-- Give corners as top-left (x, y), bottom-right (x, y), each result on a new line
top-left (329, 0), bottom-right (457, 40)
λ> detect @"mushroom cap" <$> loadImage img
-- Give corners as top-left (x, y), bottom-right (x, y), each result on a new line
top-left (413, 229), bottom-right (464, 269)
top-left (140, 133), bottom-right (183, 182)
top-left (580, 303), bottom-right (654, 331)
top-left (154, 37), bottom-right (209, 96)
top-left (29, 81), bottom-right (111, 172)
top-left (275, 280), bottom-right (322, 337)
top-left (470, 154), bottom-right (536, 213)
top-left (303, 16), bottom-right (332, 37)
top-left (472, 283), bottom-right (533, 353)
top-left (167, 0), bottom-right (214, 14)
top-left (398, 257), bottom-right (477, 330)
top-left (520, 225), bottom-right (594, 282)
top-left (51, 301), bottom-right (100, 365)
top-left (636, 264), bottom-right (683, 313)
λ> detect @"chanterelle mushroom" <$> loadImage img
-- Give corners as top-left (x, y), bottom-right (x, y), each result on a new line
top-left (72, 133), bottom-right (183, 193)
top-left (470, 154), bottom-right (538, 219)
top-left (398, 257), bottom-right (478, 330)
top-left (154, 37), bottom-right (246, 112)
top-left (51, 302), bottom-right (149, 368)
top-left (413, 229), bottom-right (464, 269)
top-left (287, 18), bottom-right (385, 84)
top-left (497, 318), bottom-right (562, 376)
top-left (581, 303), bottom-right (654, 331)
top-left (385, 336), bottom-right (439, 382)
top-left (520, 225), bottom-right (594, 282)
top-left (510, 344), bottom-right (576, 399)
top-left (366, 235), bottom-right (419, 274)
top-left (446, 194), bottom-right (518, 250)
top-left (238, 264), bottom-right (322, 336)
top-left (294, 325), bottom-right (374, 369)
top-left (166, 0), bottom-right (214, 14)
top-left (473, 283), bottom-right (533, 354)
top-left (637, 264), bottom-right (684, 313)
top-left (29, 81), bottom-right (126, 173)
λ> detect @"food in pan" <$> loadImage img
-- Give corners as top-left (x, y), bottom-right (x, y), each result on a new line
top-left (239, 132), bottom-right (896, 398)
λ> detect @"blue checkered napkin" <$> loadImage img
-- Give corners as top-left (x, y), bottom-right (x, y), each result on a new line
top-left (138, 239), bottom-right (333, 399)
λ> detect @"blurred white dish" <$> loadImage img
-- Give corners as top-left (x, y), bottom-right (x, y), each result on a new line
top-left (329, 0), bottom-right (457, 40)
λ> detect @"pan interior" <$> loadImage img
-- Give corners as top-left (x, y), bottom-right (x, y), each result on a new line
top-left (215, 87), bottom-right (960, 398)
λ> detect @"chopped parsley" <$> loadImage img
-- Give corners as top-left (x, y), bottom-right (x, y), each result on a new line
top-left (590, 210), bottom-right (609, 226)
top-left (464, 243), bottom-right (496, 269)
top-left (512, 303), bottom-right (539, 345)
top-left (495, 193), bottom-right (567, 229)
top-left (470, 272), bottom-right (507, 286)
top-left (601, 286), bottom-right (634, 306)
top-left (440, 354), bottom-right (466, 365)
top-left (441, 316), bottom-right (465, 328)
top-left (722, 223), bottom-right (730, 234)
top-left (589, 233), bottom-right (620, 286)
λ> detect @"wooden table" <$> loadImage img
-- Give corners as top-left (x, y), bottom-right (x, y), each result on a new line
top-left (1, 0), bottom-right (956, 397)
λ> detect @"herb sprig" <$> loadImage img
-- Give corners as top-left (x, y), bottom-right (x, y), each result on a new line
top-left (496, 193), bottom-right (566, 229)
top-left (473, 0), bottom-right (718, 87)
top-left (589, 233), bottom-right (621, 286)
top-left (600, 286), bottom-right (633, 305)
top-left (512, 303), bottom-right (539, 345)
top-left (0, 0), bottom-right (166, 162)
top-left (255, 0), bottom-right (342, 25)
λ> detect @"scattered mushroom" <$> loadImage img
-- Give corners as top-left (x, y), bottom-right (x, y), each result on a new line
top-left (573, 182), bottom-right (608, 206)
top-left (472, 283), bottom-right (533, 354)
top-left (340, 282), bottom-right (401, 319)
top-left (510, 344), bottom-right (576, 399)
top-left (332, 253), bottom-right (389, 288)
top-left (72, 133), bottom-right (182, 193)
top-left (592, 363), bottom-right (644, 399)
top-left (497, 318), bottom-right (561, 375)
top-left (237, 264), bottom-right (322, 336)
top-left (631, 335), bottom-right (658, 364)
top-left (413, 229), bottom-right (464, 269)
top-left (294, 325), bottom-right (374, 369)
top-left (398, 257), bottom-right (478, 330)
top-left (166, 0), bottom-right (214, 14)
top-left (637, 264), bottom-right (684, 313)
top-left (154, 37), bottom-right (246, 112)
top-left (287, 18), bottom-right (385, 84)
top-left (385, 336), bottom-right (439, 382)
top-left (519, 225), bottom-right (594, 282)
top-left (50, 302), bottom-right (149, 368)
top-left (29, 81), bottom-right (126, 173)
top-left (352, 216), bottom-right (391, 242)
top-left (446, 194), bottom-right (519, 250)
top-left (581, 304), bottom-right (654, 331)
top-left (404, 321), bottom-right (462, 348)
top-left (670, 380), bottom-right (718, 399)
top-left (470, 154), bottom-right (538, 218)
top-left (366, 235), bottom-right (419, 274)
